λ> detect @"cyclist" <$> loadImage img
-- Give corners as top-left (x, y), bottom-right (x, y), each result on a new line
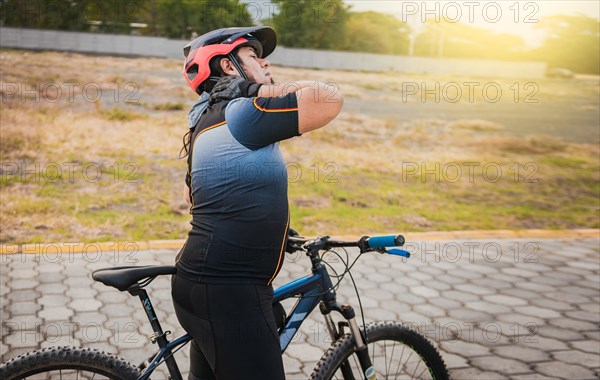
top-left (172, 26), bottom-right (343, 380)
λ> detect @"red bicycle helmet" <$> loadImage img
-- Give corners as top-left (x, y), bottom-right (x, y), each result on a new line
top-left (183, 26), bottom-right (277, 95)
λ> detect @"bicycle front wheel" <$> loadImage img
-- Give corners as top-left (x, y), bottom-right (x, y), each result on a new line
top-left (310, 321), bottom-right (449, 380)
top-left (0, 346), bottom-right (141, 380)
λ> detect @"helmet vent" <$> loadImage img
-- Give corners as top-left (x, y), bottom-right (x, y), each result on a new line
top-left (186, 64), bottom-right (198, 81)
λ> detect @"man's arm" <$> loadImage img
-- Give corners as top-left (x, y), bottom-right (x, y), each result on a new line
top-left (259, 81), bottom-right (343, 134)
top-left (296, 82), bottom-right (343, 134)
top-left (257, 81), bottom-right (314, 98)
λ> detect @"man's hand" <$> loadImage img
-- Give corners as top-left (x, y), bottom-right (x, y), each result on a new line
top-left (286, 227), bottom-right (302, 253)
top-left (209, 76), bottom-right (262, 105)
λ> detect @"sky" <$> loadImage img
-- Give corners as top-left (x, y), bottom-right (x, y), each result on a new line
top-left (241, 1), bottom-right (600, 48)
top-left (345, 1), bottom-right (600, 47)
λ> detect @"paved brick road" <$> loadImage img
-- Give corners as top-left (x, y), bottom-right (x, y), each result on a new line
top-left (1, 237), bottom-right (599, 379)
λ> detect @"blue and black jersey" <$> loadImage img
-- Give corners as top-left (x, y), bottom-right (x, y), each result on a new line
top-left (176, 94), bottom-right (300, 285)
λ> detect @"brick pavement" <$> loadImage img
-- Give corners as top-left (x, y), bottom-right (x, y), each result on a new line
top-left (1, 237), bottom-right (599, 379)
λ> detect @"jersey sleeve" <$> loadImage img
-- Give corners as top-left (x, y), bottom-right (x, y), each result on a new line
top-left (225, 93), bottom-right (300, 150)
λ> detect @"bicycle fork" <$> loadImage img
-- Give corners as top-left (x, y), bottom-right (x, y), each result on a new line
top-left (320, 302), bottom-right (377, 380)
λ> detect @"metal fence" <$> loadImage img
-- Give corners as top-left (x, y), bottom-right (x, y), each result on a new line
top-left (0, 27), bottom-right (546, 78)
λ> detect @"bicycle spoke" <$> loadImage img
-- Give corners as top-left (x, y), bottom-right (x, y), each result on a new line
top-left (415, 365), bottom-right (429, 379)
top-left (410, 357), bottom-right (422, 379)
top-left (385, 341), bottom-right (396, 379)
top-left (331, 339), bottom-right (438, 380)
top-left (386, 341), bottom-right (397, 379)
top-left (395, 349), bottom-right (414, 378)
top-left (394, 344), bottom-right (406, 378)
top-left (383, 340), bottom-right (387, 379)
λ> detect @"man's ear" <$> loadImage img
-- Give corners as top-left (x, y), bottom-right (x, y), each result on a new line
top-left (219, 58), bottom-right (239, 76)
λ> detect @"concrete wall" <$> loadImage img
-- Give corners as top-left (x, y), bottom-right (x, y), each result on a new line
top-left (0, 27), bottom-right (546, 79)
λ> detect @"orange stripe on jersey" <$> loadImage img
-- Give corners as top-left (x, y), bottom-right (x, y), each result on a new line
top-left (253, 97), bottom-right (298, 113)
top-left (268, 212), bottom-right (290, 285)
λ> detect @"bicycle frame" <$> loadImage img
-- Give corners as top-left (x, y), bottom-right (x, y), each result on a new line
top-left (136, 251), bottom-right (367, 380)
top-left (274, 258), bottom-right (337, 352)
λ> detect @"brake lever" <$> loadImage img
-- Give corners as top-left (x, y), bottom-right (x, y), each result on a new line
top-left (387, 248), bottom-right (411, 258)
top-left (370, 247), bottom-right (411, 258)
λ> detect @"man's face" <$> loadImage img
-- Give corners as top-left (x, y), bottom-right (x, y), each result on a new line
top-left (236, 46), bottom-right (274, 85)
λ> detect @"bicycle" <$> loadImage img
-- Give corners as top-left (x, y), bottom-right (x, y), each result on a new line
top-left (0, 233), bottom-right (449, 380)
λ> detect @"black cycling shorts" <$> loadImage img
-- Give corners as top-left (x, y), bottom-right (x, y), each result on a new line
top-left (171, 275), bottom-right (285, 380)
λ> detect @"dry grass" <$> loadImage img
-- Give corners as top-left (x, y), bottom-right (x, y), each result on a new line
top-left (1, 50), bottom-right (598, 242)
top-left (446, 120), bottom-right (505, 131)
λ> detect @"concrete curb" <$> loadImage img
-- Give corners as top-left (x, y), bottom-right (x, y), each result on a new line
top-left (1, 230), bottom-right (597, 255)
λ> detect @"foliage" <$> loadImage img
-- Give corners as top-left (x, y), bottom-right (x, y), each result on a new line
top-left (0, 0), bottom-right (253, 38)
top-left (0, 0), bottom-right (143, 33)
top-left (269, 0), bottom-right (348, 50)
top-left (151, 0), bottom-right (253, 39)
top-left (1, 1), bottom-right (598, 73)
top-left (413, 19), bottom-right (527, 60)
top-left (343, 11), bottom-right (411, 55)
top-left (411, 15), bottom-right (600, 74)
top-left (531, 14), bottom-right (600, 75)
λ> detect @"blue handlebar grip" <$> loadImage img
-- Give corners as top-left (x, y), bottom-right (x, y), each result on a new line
top-left (367, 235), bottom-right (398, 249)
top-left (387, 249), bottom-right (411, 258)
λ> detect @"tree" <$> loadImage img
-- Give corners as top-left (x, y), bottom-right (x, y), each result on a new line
top-left (0, 0), bottom-right (146, 33)
top-left (343, 11), bottom-right (410, 55)
top-left (154, 0), bottom-right (253, 39)
top-left (269, 0), bottom-right (348, 50)
top-left (0, 0), bottom-right (253, 38)
top-left (413, 19), bottom-right (526, 60)
top-left (532, 14), bottom-right (600, 74)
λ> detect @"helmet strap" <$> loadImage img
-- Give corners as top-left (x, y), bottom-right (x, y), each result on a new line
top-left (228, 53), bottom-right (249, 81)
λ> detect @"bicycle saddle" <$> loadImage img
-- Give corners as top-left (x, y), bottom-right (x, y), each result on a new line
top-left (92, 265), bottom-right (176, 291)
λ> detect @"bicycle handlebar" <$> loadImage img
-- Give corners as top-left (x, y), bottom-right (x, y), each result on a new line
top-left (288, 234), bottom-right (409, 257)
top-left (363, 235), bottom-right (405, 249)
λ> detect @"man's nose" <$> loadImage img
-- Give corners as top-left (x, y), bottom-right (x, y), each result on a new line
top-left (259, 58), bottom-right (270, 68)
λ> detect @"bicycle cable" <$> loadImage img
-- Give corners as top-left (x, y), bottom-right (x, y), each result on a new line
top-left (319, 247), bottom-right (369, 344)
top-left (147, 338), bottom-right (189, 373)
top-left (289, 247), bottom-right (356, 299)
top-left (346, 261), bottom-right (368, 345)
top-left (289, 247), bottom-right (369, 341)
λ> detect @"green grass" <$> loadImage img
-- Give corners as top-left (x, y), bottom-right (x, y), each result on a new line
top-left (285, 161), bottom-right (600, 236)
top-left (3, 150), bottom-right (597, 243)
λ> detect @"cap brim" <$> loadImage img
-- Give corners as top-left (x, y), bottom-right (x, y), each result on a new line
top-left (251, 28), bottom-right (276, 58)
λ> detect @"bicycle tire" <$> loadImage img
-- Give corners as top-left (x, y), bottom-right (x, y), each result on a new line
top-left (310, 321), bottom-right (449, 380)
top-left (0, 346), bottom-right (141, 380)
